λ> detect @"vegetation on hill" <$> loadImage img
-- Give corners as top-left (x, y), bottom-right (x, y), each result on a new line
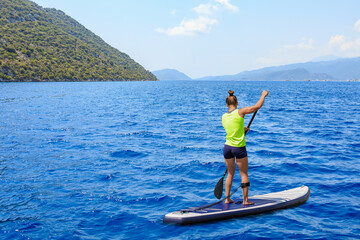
top-left (0, 0), bottom-right (157, 81)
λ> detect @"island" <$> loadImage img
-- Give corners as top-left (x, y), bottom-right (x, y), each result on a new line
top-left (0, 0), bottom-right (157, 82)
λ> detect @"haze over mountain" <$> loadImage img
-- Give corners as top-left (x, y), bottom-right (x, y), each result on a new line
top-left (196, 57), bottom-right (360, 81)
top-left (311, 55), bottom-right (340, 62)
top-left (0, 0), bottom-right (156, 81)
top-left (152, 69), bottom-right (192, 81)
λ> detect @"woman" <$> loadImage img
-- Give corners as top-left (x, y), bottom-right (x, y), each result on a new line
top-left (222, 90), bottom-right (268, 205)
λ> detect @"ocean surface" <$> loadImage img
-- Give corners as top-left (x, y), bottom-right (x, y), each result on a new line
top-left (0, 80), bottom-right (359, 239)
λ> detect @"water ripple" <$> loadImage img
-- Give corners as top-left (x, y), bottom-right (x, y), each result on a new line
top-left (0, 81), bottom-right (359, 239)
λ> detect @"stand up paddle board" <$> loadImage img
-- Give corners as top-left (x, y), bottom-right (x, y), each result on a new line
top-left (163, 185), bottom-right (310, 224)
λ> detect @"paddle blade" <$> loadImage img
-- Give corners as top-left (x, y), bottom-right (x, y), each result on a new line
top-left (214, 177), bottom-right (224, 199)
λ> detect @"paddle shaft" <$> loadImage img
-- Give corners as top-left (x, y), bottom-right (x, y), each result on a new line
top-left (247, 110), bottom-right (257, 129)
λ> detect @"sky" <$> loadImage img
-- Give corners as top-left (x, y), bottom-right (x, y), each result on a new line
top-left (31, 0), bottom-right (360, 78)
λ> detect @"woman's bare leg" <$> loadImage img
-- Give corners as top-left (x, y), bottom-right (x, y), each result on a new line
top-left (236, 156), bottom-right (254, 205)
top-left (224, 157), bottom-right (235, 204)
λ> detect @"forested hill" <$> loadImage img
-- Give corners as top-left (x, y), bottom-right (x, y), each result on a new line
top-left (0, 0), bottom-right (157, 81)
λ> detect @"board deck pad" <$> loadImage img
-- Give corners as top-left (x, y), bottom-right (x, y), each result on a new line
top-left (163, 186), bottom-right (310, 224)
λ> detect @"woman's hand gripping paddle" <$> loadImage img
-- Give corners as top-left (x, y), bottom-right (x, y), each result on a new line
top-left (213, 110), bottom-right (258, 199)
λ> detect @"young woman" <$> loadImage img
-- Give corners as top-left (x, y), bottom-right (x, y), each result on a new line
top-left (222, 90), bottom-right (268, 205)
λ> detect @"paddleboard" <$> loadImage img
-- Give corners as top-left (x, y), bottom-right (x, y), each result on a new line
top-left (163, 185), bottom-right (310, 224)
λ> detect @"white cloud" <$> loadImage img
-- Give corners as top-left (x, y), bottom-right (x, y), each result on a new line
top-left (157, 0), bottom-right (238, 36)
top-left (354, 19), bottom-right (360, 32)
top-left (156, 16), bottom-right (218, 36)
top-left (215, 0), bottom-right (239, 12)
top-left (275, 38), bottom-right (315, 52)
top-left (193, 0), bottom-right (239, 15)
top-left (193, 3), bottom-right (214, 15)
top-left (294, 38), bottom-right (314, 50)
top-left (328, 20), bottom-right (360, 55)
top-left (339, 38), bottom-right (360, 52)
top-left (329, 34), bottom-right (345, 47)
top-left (257, 38), bottom-right (317, 67)
top-left (257, 19), bottom-right (360, 67)
top-left (171, 10), bottom-right (176, 16)
top-left (328, 34), bottom-right (360, 54)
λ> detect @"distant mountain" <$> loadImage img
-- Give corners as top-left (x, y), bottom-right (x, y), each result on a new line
top-left (0, 0), bottom-right (157, 81)
top-left (197, 57), bottom-right (360, 81)
top-left (152, 69), bottom-right (192, 80)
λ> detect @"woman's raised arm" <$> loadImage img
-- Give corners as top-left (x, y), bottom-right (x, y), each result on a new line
top-left (238, 90), bottom-right (268, 118)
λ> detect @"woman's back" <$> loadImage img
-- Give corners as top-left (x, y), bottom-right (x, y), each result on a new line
top-left (222, 110), bottom-right (246, 147)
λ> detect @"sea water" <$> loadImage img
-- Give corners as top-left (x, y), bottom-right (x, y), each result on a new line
top-left (0, 81), bottom-right (359, 239)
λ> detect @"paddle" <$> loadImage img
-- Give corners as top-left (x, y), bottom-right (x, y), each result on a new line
top-left (213, 110), bottom-right (258, 199)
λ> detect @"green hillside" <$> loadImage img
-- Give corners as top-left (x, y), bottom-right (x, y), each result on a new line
top-left (0, 0), bottom-right (157, 81)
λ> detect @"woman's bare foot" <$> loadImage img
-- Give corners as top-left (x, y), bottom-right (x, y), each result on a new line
top-left (224, 198), bottom-right (234, 204)
top-left (243, 200), bottom-right (255, 206)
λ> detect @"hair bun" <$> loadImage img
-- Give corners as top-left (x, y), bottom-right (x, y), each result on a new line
top-left (228, 90), bottom-right (234, 96)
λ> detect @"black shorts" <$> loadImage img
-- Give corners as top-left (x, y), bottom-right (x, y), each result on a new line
top-left (223, 145), bottom-right (247, 159)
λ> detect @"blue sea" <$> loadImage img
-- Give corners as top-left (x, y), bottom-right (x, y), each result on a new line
top-left (0, 81), bottom-right (359, 239)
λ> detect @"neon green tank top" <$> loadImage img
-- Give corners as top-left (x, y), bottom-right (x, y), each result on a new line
top-left (222, 109), bottom-right (246, 147)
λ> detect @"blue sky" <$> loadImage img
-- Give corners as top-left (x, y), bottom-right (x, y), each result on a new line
top-left (31, 0), bottom-right (360, 78)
